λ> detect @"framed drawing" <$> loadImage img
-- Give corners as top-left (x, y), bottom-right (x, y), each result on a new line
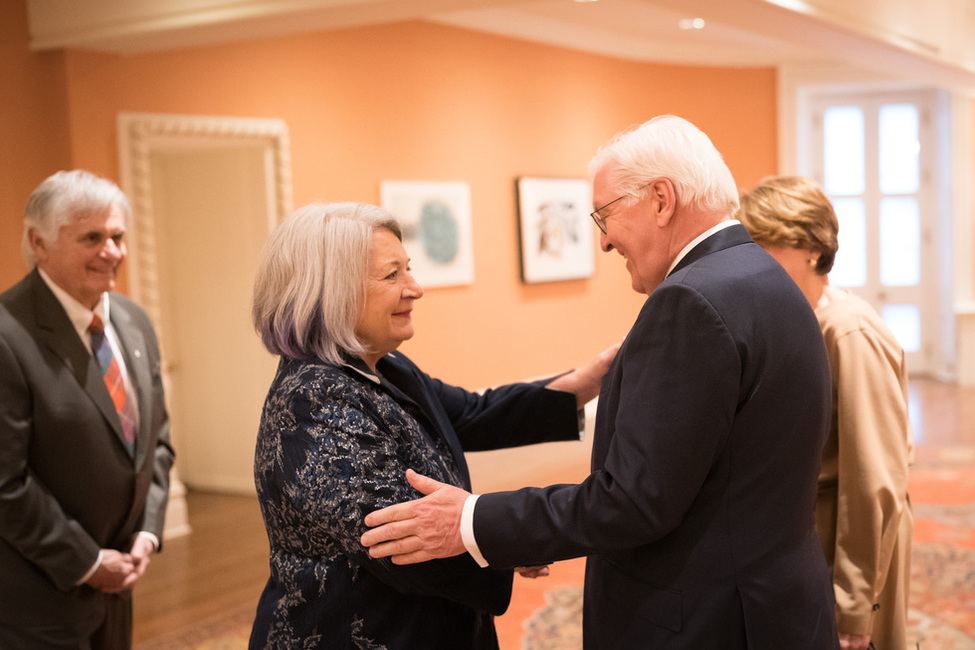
top-left (516, 177), bottom-right (595, 283)
top-left (380, 180), bottom-right (474, 288)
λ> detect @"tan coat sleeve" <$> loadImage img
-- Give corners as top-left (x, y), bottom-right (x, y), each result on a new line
top-left (826, 324), bottom-right (912, 636)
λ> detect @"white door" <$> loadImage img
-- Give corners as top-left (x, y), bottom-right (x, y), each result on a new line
top-left (149, 147), bottom-right (279, 493)
top-left (807, 89), bottom-right (944, 376)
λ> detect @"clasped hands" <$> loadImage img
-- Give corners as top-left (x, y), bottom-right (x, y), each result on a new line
top-left (85, 534), bottom-right (155, 593)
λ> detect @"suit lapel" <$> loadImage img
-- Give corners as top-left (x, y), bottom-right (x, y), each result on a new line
top-left (29, 273), bottom-right (126, 445)
top-left (372, 355), bottom-right (473, 489)
top-left (29, 273), bottom-right (133, 458)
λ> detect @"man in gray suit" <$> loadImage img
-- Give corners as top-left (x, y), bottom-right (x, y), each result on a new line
top-left (0, 170), bottom-right (175, 649)
top-left (363, 116), bottom-right (839, 648)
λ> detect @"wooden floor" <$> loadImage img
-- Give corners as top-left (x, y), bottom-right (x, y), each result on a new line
top-left (131, 376), bottom-right (975, 644)
top-left (132, 490), bottom-right (268, 643)
top-left (907, 376), bottom-right (975, 448)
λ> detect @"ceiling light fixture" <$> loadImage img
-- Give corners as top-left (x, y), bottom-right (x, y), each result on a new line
top-left (678, 17), bottom-right (706, 30)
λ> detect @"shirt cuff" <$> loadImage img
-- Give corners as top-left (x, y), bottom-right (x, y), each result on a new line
top-left (461, 494), bottom-right (489, 568)
top-left (137, 531), bottom-right (160, 552)
top-left (76, 550), bottom-right (103, 586)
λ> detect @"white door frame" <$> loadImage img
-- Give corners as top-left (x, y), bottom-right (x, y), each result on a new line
top-left (117, 112), bottom-right (292, 537)
top-left (804, 88), bottom-right (942, 374)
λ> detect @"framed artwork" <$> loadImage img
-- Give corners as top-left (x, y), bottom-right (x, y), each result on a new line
top-left (380, 180), bottom-right (475, 288)
top-left (516, 176), bottom-right (595, 283)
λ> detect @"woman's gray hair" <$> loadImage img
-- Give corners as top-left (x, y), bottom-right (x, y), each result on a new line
top-left (22, 170), bottom-right (132, 267)
top-left (252, 202), bottom-right (402, 363)
top-left (588, 115), bottom-right (740, 216)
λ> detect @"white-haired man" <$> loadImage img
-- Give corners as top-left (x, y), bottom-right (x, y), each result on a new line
top-left (362, 116), bottom-right (839, 649)
top-left (0, 170), bottom-right (174, 649)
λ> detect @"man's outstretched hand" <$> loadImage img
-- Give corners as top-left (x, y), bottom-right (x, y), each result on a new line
top-left (361, 470), bottom-right (470, 564)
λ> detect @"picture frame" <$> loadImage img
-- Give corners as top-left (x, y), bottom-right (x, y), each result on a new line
top-left (516, 176), bottom-right (595, 283)
top-left (380, 180), bottom-right (475, 289)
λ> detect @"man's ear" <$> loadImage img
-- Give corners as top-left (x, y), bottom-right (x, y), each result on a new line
top-left (27, 227), bottom-right (49, 264)
top-left (648, 178), bottom-right (677, 227)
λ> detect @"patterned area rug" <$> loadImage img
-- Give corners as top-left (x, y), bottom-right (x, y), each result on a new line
top-left (135, 448), bottom-right (974, 649)
top-left (510, 447), bottom-right (975, 650)
top-left (904, 447), bottom-right (975, 650)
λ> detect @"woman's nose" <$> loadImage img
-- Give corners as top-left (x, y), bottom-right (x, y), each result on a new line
top-left (405, 274), bottom-right (424, 299)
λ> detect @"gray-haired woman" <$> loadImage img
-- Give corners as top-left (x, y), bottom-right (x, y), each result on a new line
top-left (249, 202), bottom-right (615, 650)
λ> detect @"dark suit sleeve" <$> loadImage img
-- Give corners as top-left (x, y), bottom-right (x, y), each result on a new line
top-left (0, 330), bottom-right (101, 590)
top-left (472, 284), bottom-right (742, 567)
top-left (386, 355), bottom-right (581, 452)
top-left (443, 380), bottom-right (580, 451)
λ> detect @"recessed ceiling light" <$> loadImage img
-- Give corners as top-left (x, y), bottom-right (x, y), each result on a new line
top-left (574, 0), bottom-right (599, 3)
top-left (678, 17), bottom-right (706, 30)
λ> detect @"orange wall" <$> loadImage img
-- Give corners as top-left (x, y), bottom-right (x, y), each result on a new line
top-left (0, 1), bottom-right (72, 284)
top-left (1, 10), bottom-right (778, 388)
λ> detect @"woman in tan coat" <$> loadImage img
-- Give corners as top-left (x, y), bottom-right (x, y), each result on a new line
top-left (739, 176), bottom-right (914, 650)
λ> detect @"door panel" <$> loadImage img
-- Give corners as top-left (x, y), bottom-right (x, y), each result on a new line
top-left (150, 147), bottom-right (279, 493)
top-left (809, 91), bottom-right (940, 374)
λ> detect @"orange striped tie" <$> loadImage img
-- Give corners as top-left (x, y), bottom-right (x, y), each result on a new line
top-left (89, 314), bottom-right (136, 455)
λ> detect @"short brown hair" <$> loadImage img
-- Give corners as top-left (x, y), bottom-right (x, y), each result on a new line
top-left (738, 175), bottom-right (838, 275)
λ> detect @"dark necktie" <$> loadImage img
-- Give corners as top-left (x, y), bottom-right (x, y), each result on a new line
top-left (89, 314), bottom-right (136, 455)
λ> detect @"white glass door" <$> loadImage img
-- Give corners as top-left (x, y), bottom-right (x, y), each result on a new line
top-left (808, 90), bottom-right (940, 374)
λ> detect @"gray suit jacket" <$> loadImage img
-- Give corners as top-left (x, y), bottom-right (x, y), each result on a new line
top-left (0, 269), bottom-right (174, 630)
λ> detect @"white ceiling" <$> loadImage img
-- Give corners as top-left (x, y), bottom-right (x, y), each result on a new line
top-left (24, 0), bottom-right (975, 92)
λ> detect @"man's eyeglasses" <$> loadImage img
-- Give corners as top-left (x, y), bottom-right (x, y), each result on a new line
top-left (590, 195), bottom-right (627, 234)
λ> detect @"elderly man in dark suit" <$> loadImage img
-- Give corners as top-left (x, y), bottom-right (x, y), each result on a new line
top-left (0, 170), bottom-right (175, 649)
top-left (363, 116), bottom-right (840, 649)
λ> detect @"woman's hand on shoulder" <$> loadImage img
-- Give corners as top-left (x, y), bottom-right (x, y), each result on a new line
top-left (547, 342), bottom-right (621, 408)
